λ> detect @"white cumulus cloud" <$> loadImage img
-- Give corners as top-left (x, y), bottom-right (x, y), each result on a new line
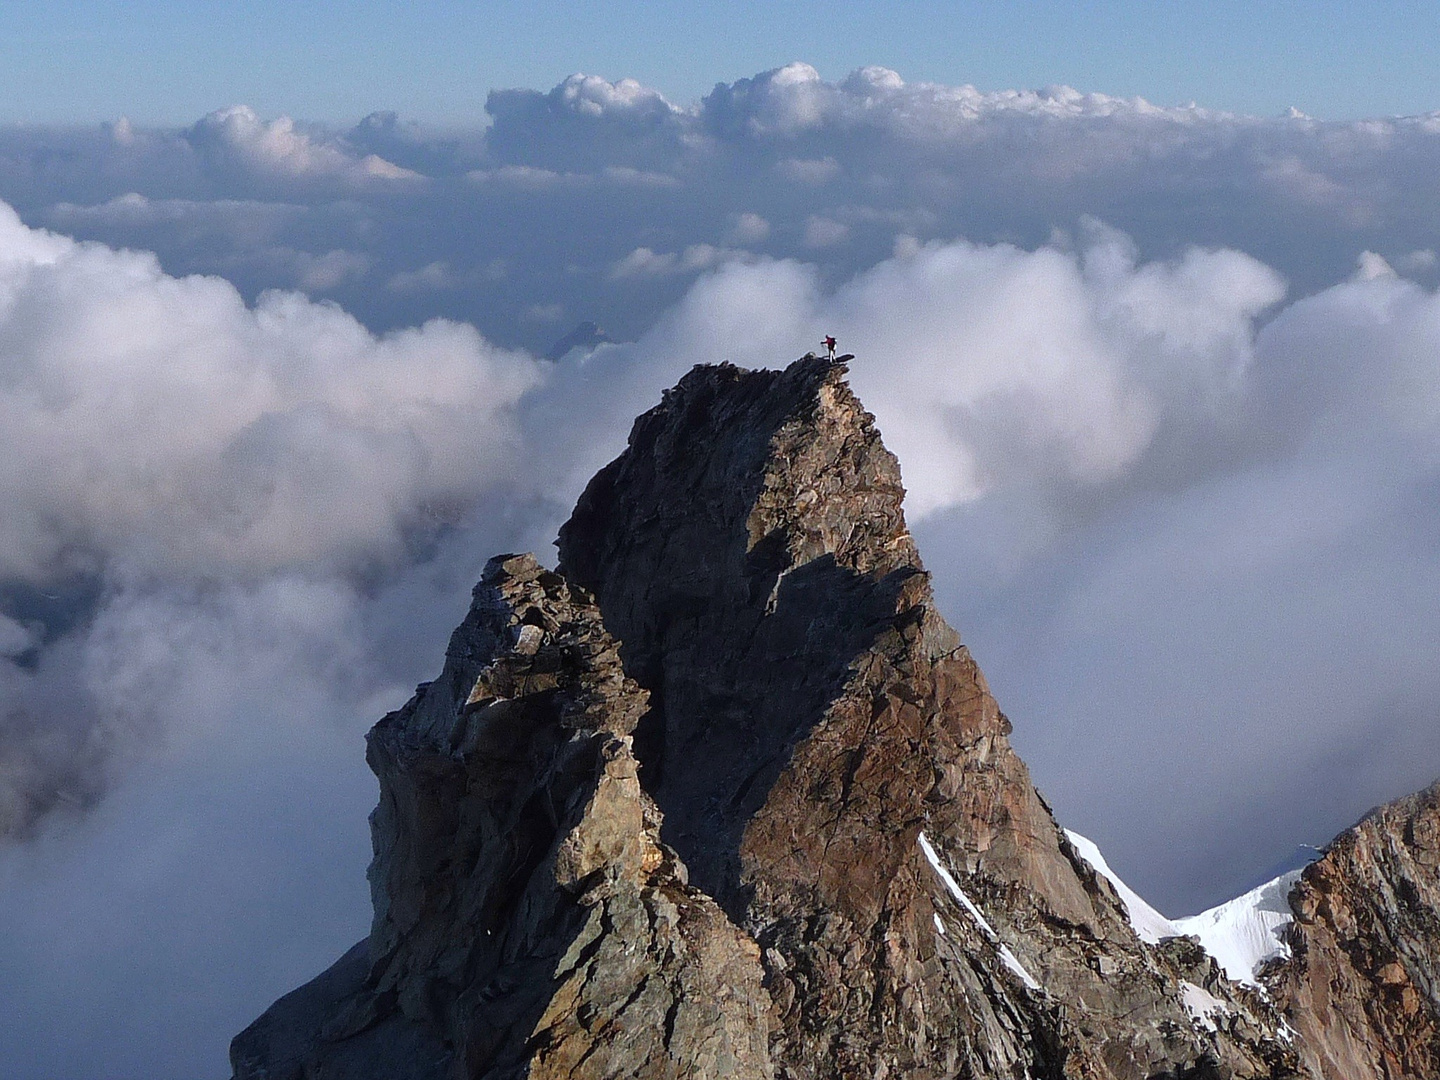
top-left (0, 203), bottom-right (537, 584)
top-left (186, 105), bottom-right (420, 185)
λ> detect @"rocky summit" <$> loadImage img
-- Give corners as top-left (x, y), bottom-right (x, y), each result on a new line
top-left (233, 355), bottom-right (1440, 1079)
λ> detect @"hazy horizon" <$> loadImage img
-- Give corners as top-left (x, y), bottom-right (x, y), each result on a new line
top-left (5, 2), bottom-right (1440, 124)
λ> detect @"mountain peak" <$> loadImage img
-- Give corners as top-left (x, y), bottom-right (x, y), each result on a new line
top-left (231, 356), bottom-right (1437, 1080)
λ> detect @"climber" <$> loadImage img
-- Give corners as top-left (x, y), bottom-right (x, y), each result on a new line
top-left (822, 335), bottom-right (837, 360)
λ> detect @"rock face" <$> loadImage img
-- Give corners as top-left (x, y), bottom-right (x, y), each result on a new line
top-left (231, 355), bottom-right (1436, 1080)
top-left (1267, 781), bottom-right (1440, 1080)
top-left (233, 553), bottom-right (772, 1080)
top-left (554, 357), bottom-right (1292, 1080)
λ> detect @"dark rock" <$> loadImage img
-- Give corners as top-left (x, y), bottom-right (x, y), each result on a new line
top-left (546, 321), bottom-right (612, 362)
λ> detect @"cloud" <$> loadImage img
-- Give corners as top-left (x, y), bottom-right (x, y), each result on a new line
top-left (607, 245), bottom-right (673, 277)
top-left (0, 616), bottom-right (33, 657)
top-left (386, 259), bottom-right (465, 292)
top-left (483, 73), bottom-right (687, 174)
top-left (702, 61), bottom-right (1211, 142)
top-left (0, 201), bottom-right (553, 1076)
top-left (727, 211), bottom-right (771, 244)
top-left (178, 242), bottom-right (376, 294)
top-left (47, 192), bottom-right (302, 235)
top-left (278, 247), bottom-right (374, 292)
top-left (1401, 248), bottom-right (1437, 271)
top-left (466, 163), bottom-right (575, 189)
top-left (39, 194), bottom-right (380, 300)
top-left (185, 106), bottom-right (420, 185)
top-left (0, 194), bottom-right (544, 849)
top-left (551, 73), bottom-right (680, 120)
top-left (9, 66), bottom-right (1440, 358)
top-left (607, 242), bottom-right (749, 279)
top-left (776, 156), bottom-right (841, 185)
top-left (802, 214), bottom-right (850, 247)
top-left (1354, 249), bottom-right (1398, 280)
top-left (0, 204), bottom-right (538, 585)
top-left (703, 62), bottom-right (837, 136)
top-left (595, 229), bottom-right (1282, 520)
top-left (524, 301), bottom-right (564, 322)
top-left (0, 576), bottom-right (394, 1079)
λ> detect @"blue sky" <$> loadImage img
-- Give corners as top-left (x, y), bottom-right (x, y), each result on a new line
top-left (3, 0), bottom-right (1439, 123)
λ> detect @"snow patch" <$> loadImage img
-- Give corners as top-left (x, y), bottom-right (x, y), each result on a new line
top-left (918, 831), bottom-right (1040, 990)
top-left (1065, 829), bottom-right (1179, 944)
top-left (998, 945), bottom-right (1040, 990)
top-left (919, 832), bottom-right (997, 934)
top-left (1067, 829), bottom-right (1304, 988)
top-left (1179, 980), bottom-right (1231, 1032)
top-left (1173, 870), bottom-right (1304, 986)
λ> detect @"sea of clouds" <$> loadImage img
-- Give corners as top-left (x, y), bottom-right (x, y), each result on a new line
top-left (2, 64), bottom-right (1440, 1078)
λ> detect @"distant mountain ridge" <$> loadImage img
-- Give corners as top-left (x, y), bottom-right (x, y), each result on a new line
top-left (232, 355), bottom-right (1440, 1079)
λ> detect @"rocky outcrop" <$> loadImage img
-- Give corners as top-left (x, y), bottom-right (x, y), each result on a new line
top-left (555, 356), bottom-right (1294, 1080)
top-left (233, 554), bottom-right (771, 1080)
top-left (232, 354), bottom-right (1434, 1080)
top-left (1267, 781), bottom-right (1440, 1080)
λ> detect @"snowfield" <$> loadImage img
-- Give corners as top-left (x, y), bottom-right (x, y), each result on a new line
top-left (1066, 829), bottom-right (1308, 986)
top-left (1064, 830), bottom-right (1180, 945)
top-left (1172, 870), bottom-right (1307, 985)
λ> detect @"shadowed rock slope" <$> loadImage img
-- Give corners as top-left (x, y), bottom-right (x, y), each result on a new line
top-left (232, 355), bottom-right (1435, 1079)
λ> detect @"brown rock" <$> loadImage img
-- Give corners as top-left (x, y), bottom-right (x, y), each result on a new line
top-left (557, 357), bottom-right (1294, 1079)
top-left (232, 554), bottom-right (771, 1080)
top-left (1267, 780), bottom-right (1440, 1080)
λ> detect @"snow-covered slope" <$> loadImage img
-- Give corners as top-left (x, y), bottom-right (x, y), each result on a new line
top-left (1065, 830), bottom-right (1180, 944)
top-left (1173, 870), bottom-right (1305, 985)
top-left (1066, 829), bottom-right (1307, 986)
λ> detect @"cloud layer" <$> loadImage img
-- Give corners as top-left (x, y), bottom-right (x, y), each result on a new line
top-left (0, 205), bottom-right (537, 587)
top-left (5, 63), bottom-right (1440, 349)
